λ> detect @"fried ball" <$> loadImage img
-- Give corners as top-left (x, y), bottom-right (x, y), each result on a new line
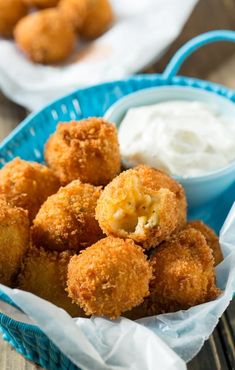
top-left (18, 247), bottom-right (85, 317)
top-left (45, 118), bottom-right (121, 186)
top-left (80, 0), bottom-right (113, 39)
top-left (67, 237), bottom-right (152, 319)
top-left (185, 220), bottom-right (223, 266)
top-left (147, 228), bottom-right (220, 315)
top-left (0, 198), bottom-right (30, 287)
top-left (0, 0), bottom-right (27, 38)
top-left (32, 180), bottom-right (104, 252)
top-left (14, 9), bottom-right (76, 64)
top-left (96, 166), bottom-right (181, 249)
top-left (22, 0), bottom-right (59, 8)
top-left (0, 158), bottom-right (60, 222)
top-left (58, 0), bottom-right (88, 30)
top-left (135, 165), bottom-right (187, 231)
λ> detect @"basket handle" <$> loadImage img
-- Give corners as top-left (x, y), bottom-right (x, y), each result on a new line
top-left (163, 30), bottom-right (235, 80)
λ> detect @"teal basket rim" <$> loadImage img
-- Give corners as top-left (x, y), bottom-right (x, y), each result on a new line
top-left (1, 73), bottom-right (234, 154)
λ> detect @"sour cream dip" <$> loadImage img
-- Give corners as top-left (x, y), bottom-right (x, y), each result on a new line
top-left (118, 101), bottom-right (235, 178)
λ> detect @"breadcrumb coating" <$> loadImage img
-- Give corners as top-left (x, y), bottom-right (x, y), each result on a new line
top-left (67, 237), bottom-right (152, 319)
top-left (0, 198), bottom-right (30, 287)
top-left (45, 118), bottom-right (120, 185)
top-left (185, 220), bottom-right (223, 266)
top-left (0, 158), bottom-right (60, 222)
top-left (135, 165), bottom-right (187, 232)
top-left (96, 166), bottom-right (180, 249)
top-left (32, 180), bottom-right (104, 251)
top-left (18, 246), bottom-right (85, 317)
top-left (148, 228), bottom-right (220, 314)
top-left (80, 0), bottom-right (113, 39)
top-left (0, 0), bottom-right (27, 38)
top-left (14, 9), bottom-right (76, 64)
top-left (58, 0), bottom-right (88, 30)
top-left (23, 0), bottom-right (59, 7)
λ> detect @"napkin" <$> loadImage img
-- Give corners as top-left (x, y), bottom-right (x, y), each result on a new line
top-left (0, 0), bottom-right (197, 110)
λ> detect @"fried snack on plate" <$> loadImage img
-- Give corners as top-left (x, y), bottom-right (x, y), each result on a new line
top-left (0, 0), bottom-right (27, 38)
top-left (22, 0), bottom-right (59, 8)
top-left (58, 0), bottom-right (88, 30)
top-left (0, 198), bottom-right (29, 287)
top-left (32, 180), bottom-right (104, 252)
top-left (14, 9), bottom-right (76, 64)
top-left (67, 237), bottom-right (152, 319)
top-left (147, 228), bottom-right (220, 315)
top-left (0, 158), bottom-right (60, 222)
top-left (18, 246), bottom-right (85, 317)
top-left (80, 0), bottom-right (113, 39)
top-left (96, 165), bottom-right (183, 249)
top-left (45, 118), bottom-right (121, 186)
top-left (185, 220), bottom-right (223, 266)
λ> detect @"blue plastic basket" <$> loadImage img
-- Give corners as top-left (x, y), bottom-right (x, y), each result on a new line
top-left (1, 30), bottom-right (235, 370)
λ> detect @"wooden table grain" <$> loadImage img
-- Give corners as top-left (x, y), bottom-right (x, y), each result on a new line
top-left (1, 21), bottom-right (235, 370)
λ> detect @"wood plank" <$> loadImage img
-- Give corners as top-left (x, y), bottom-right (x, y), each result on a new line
top-left (0, 336), bottom-right (41, 370)
top-left (156, 0), bottom-right (235, 78)
top-left (0, 92), bottom-right (26, 141)
top-left (188, 328), bottom-right (230, 370)
top-left (226, 302), bottom-right (235, 338)
top-left (218, 311), bottom-right (235, 368)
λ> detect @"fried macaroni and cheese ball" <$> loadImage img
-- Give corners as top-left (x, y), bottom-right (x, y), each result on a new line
top-left (59, 0), bottom-right (88, 30)
top-left (0, 198), bottom-right (30, 287)
top-left (136, 165), bottom-right (187, 231)
top-left (0, 158), bottom-right (60, 222)
top-left (96, 166), bottom-right (180, 249)
top-left (18, 247), bottom-right (85, 317)
top-left (185, 220), bottom-right (223, 266)
top-left (14, 9), bottom-right (76, 64)
top-left (0, 0), bottom-right (27, 38)
top-left (148, 228), bottom-right (220, 314)
top-left (45, 118), bottom-right (120, 186)
top-left (23, 0), bottom-right (59, 8)
top-left (67, 237), bottom-right (152, 319)
top-left (32, 180), bottom-right (104, 252)
top-left (80, 0), bottom-right (113, 39)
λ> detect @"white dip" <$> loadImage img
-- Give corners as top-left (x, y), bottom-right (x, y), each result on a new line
top-left (118, 101), bottom-right (235, 177)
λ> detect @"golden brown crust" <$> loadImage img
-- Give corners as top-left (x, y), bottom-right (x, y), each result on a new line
top-left (96, 166), bottom-right (181, 249)
top-left (67, 237), bottom-right (152, 319)
top-left (135, 165), bottom-right (187, 231)
top-left (80, 0), bottom-right (113, 39)
top-left (185, 220), bottom-right (223, 266)
top-left (147, 228), bottom-right (220, 315)
top-left (0, 198), bottom-right (30, 287)
top-left (58, 0), bottom-right (88, 30)
top-left (17, 246), bottom-right (85, 317)
top-left (0, 0), bottom-right (27, 38)
top-left (23, 0), bottom-right (59, 7)
top-left (0, 158), bottom-right (60, 222)
top-left (14, 9), bottom-right (76, 64)
top-left (45, 118), bottom-right (121, 185)
top-left (31, 180), bottom-right (104, 251)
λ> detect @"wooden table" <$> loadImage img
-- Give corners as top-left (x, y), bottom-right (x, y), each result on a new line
top-left (1, 12), bottom-right (235, 366)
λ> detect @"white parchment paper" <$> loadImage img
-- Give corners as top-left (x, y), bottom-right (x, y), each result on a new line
top-left (0, 0), bottom-right (197, 110)
top-left (1, 203), bottom-right (235, 370)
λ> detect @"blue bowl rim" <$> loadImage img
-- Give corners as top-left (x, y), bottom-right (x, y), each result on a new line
top-left (104, 84), bottom-right (235, 183)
